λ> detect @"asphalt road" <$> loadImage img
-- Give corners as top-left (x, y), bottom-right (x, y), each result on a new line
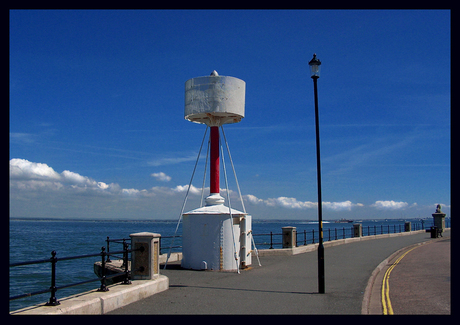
top-left (108, 230), bottom-right (450, 315)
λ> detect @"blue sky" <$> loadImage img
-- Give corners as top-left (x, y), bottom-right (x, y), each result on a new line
top-left (9, 10), bottom-right (450, 220)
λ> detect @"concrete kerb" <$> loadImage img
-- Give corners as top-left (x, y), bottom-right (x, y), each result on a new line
top-left (10, 275), bottom-right (169, 315)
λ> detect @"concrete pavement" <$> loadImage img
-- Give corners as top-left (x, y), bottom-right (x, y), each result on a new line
top-left (109, 229), bottom-right (450, 315)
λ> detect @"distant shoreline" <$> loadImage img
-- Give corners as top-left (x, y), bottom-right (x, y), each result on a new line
top-left (10, 216), bottom-right (441, 223)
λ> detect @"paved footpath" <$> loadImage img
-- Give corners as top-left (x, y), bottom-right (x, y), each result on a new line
top-left (109, 230), bottom-right (450, 315)
top-left (371, 237), bottom-right (450, 314)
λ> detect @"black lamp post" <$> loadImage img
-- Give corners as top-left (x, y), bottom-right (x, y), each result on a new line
top-left (309, 53), bottom-right (325, 294)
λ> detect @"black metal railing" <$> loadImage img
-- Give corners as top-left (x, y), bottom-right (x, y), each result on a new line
top-left (9, 243), bottom-right (143, 306)
top-left (106, 237), bottom-right (130, 264)
top-left (251, 231), bottom-right (281, 249)
top-left (252, 221), bottom-right (442, 249)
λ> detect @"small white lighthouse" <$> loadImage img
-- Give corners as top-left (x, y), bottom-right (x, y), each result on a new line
top-left (181, 71), bottom-right (251, 271)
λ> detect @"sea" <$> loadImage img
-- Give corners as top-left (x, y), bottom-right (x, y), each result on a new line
top-left (9, 217), bottom-right (444, 312)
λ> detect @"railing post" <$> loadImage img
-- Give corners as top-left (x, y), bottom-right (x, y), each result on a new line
top-left (45, 250), bottom-right (60, 306)
top-left (121, 239), bottom-right (127, 268)
top-left (304, 229), bottom-right (307, 245)
top-left (312, 229), bottom-right (315, 244)
top-left (106, 236), bottom-right (111, 262)
top-left (122, 241), bottom-right (131, 284)
top-left (269, 232), bottom-right (273, 249)
top-left (98, 247), bottom-right (109, 292)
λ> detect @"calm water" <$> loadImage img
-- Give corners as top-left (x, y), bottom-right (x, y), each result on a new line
top-left (9, 217), bottom-right (440, 312)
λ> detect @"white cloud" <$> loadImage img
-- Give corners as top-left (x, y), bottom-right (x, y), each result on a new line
top-left (323, 200), bottom-right (364, 211)
top-left (11, 159), bottom-right (433, 220)
top-left (10, 158), bottom-right (60, 180)
top-left (243, 194), bottom-right (363, 211)
top-left (266, 197), bottom-right (317, 209)
top-left (97, 182), bottom-right (110, 190)
top-left (12, 179), bottom-right (64, 191)
top-left (151, 172), bottom-right (172, 182)
top-left (61, 170), bottom-right (88, 184)
top-left (10, 158), bottom-right (119, 193)
top-left (9, 159), bottom-right (363, 212)
top-left (172, 184), bottom-right (202, 195)
top-left (122, 188), bottom-right (140, 195)
top-left (371, 200), bottom-right (409, 210)
top-left (244, 194), bottom-right (264, 205)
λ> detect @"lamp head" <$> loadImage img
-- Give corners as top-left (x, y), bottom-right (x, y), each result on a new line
top-left (309, 53), bottom-right (321, 78)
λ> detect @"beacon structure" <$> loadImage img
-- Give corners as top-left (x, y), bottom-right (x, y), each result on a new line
top-left (181, 71), bottom-right (251, 271)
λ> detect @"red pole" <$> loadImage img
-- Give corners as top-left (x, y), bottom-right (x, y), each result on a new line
top-left (210, 126), bottom-right (220, 194)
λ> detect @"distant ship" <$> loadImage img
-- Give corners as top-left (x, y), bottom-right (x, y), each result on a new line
top-left (335, 218), bottom-right (353, 223)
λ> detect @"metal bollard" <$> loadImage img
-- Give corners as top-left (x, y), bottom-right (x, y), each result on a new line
top-left (430, 226), bottom-right (439, 239)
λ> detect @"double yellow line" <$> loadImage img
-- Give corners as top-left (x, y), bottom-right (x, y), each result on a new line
top-left (381, 246), bottom-right (420, 315)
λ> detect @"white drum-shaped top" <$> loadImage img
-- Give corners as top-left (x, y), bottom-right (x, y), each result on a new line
top-left (185, 74), bottom-right (245, 126)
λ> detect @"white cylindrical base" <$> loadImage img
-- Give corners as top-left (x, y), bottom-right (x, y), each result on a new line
top-left (181, 205), bottom-right (251, 271)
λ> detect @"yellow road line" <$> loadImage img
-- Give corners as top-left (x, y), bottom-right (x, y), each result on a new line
top-left (381, 246), bottom-right (420, 315)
